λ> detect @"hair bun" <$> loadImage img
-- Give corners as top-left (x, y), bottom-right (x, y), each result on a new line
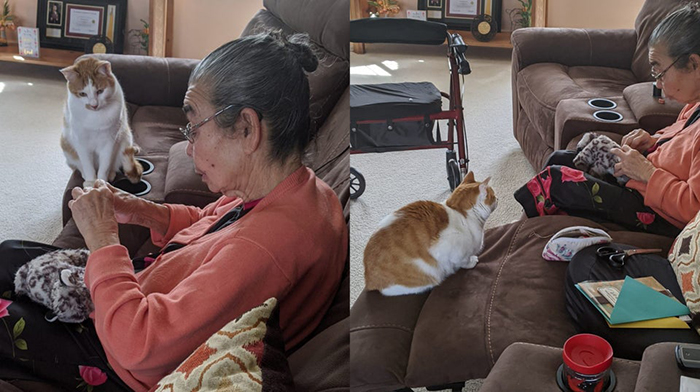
top-left (288, 33), bottom-right (319, 73)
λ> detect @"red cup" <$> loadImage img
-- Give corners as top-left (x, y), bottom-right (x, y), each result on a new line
top-left (562, 334), bottom-right (613, 392)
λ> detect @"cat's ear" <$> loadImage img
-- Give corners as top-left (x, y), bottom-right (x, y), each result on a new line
top-left (96, 61), bottom-right (112, 77)
top-left (59, 66), bottom-right (79, 83)
top-left (479, 177), bottom-right (491, 192)
top-left (463, 171), bottom-right (475, 183)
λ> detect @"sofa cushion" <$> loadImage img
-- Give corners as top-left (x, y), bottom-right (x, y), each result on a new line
top-left (395, 216), bottom-right (674, 387)
top-left (668, 209), bottom-right (700, 314)
top-left (153, 297), bottom-right (294, 392)
top-left (631, 0), bottom-right (686, 82)
top-left (130, 106), bottom-right (188, 155)
top-left (517, 64), bottom-right (637, 147)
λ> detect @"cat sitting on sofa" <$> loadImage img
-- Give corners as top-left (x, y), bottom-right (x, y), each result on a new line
top-left (60, 57), bottom-right (142, 189)
top-left (14, 249), bottom-right (93, 323)
top-left (573, 132), bottom-right (630, 185)
top-left (363, 172), bottom-right (497, 296)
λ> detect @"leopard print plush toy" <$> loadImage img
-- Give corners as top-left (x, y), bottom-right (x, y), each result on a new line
top-left (573, 132), bottom-right (630, 185)
top-left (14, 249), bottom-right (93, 323)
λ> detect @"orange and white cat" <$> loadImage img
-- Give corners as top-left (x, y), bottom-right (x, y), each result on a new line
top-left (363, 172), bottom-right (497, 296)
top-left (60, 57), bottom-right (142, 188)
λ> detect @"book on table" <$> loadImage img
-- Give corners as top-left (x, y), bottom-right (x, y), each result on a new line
top-left (576, 276), bottom-right (691, 329)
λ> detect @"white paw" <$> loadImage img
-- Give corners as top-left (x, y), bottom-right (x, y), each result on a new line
top-left (463, 255), bottom-right (479, 269)
top-left (82, 180), bottom-right (96, 188)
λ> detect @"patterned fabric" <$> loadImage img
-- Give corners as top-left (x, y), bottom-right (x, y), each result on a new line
top-left (668, 210), bottom-right (700, 314)
top-left (153, 297), bottom-right (294, 391)
top-left (514, 161), bottom-right (681, 237)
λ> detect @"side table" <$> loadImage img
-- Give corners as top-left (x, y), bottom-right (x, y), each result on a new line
top-left (479, 342), bottom-right (641, 392)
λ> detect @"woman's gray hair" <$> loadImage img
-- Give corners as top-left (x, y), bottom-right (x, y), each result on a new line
top-left (649, 2), bottom-right (700, 69)
top-left (189, 30), bottom-right (319, 163)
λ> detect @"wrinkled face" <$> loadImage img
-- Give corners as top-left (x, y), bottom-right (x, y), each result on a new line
top-left (649, 45), bottom-right (700, 104)
top-left (182, 84), bottom-right (250, 197)
top-left (61, 57), bottom-right (115, 111)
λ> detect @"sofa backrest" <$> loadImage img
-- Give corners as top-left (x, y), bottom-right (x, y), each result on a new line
top-left (631, 0), bottom-right (686, 82)
top-left (242, 0), bottom-right (350, 139)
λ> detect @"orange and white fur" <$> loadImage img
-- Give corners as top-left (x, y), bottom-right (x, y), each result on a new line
top-left (60, 57), bottom-right (142, 188)
top-left (363, 172), bottom-right (497, 296)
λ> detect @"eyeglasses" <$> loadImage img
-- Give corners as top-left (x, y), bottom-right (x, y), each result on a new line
top-left (651, 55), bottom-right (684, 81)
top-left (179, 104), bottom-right (236, 143)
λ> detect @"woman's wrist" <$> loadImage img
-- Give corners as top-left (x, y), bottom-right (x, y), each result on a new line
top-left (131, 200), bottom-right (170, 235)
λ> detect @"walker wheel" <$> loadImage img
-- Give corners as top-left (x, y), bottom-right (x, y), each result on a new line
top-left (350, 167), bottom-right (366, 200)
top-left (447, 159), bottom-right (461, 191)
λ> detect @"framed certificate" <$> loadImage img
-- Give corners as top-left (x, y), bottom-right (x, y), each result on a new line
top-left (36, 0), bottom-right (127, 53)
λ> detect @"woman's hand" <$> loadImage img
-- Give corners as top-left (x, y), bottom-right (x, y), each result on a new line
top-left (104, 182), bottom-right (142, 224)
top-left (68, 180), bottom-right (120, 251)
top-left (104, 182), bottom-right (171, 235)
top-left (621, 128), bottom-right (657, 152)
top-left (610, 145), bottom-right (657, 183)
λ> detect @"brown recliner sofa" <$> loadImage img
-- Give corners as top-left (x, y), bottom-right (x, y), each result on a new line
top-left (47, 0), bottom-right (350, 390)
top-left (349, 0), bottom-right (698, 391)
top-left (511, 0), bottom-right (685, 170)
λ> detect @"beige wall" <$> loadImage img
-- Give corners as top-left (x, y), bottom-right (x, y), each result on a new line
top-left (9, 0), bottom-right (149, 54)
top-left (395, 0), bottom-right (644, 31)
top-left (171, 0), bottom-right (264, 59)
top-left (547, 0), bottom-right (644, 29)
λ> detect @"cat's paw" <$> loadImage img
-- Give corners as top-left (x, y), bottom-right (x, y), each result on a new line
top-left (125, 161), bottom-right (143, 184)
top-left (82, 180), bottom-right (96, 189)
top-left (463, 255), bottom-right (479, 269)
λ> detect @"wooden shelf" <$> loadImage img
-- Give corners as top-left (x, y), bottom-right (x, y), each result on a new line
top-left (449, 31), bottom-right (512, 49)
top-left (0, 44), bottom-right (83, 68)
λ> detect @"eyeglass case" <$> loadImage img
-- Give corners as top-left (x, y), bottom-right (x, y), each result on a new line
top-left (543, 226), bottom-right (613, 261)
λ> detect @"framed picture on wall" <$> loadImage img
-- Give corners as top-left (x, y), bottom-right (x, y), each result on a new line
top-left (46, 1), bottom-right (63, 27)
top-left (418, 0), bottom-right (501, 32)
top-left (427, 0), bottom-right (443, 9)
top-left (37, 0), bottom-right (127, 53)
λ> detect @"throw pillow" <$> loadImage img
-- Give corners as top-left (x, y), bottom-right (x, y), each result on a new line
top-left (668, 210), bottom-right (700, 314)
top-left (153, 297), bottom-right (294, 392)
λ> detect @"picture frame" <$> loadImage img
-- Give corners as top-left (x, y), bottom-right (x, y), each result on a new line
top-left (427, 0), bottom-right (443, 9)
top-left (37, 0), bottom-right (126, 53)
top-left (46, 1), bottom-right (63, 27)
top-left (418, 0), bottom-right (501, 32)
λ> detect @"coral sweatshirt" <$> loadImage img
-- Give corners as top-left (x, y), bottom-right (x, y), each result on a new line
top-left (84, 166), bottom-right (348, 392)
top-left (627, 102), bottom-right (700, 228)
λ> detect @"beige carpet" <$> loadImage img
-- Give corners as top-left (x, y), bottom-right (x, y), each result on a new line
top-left (349, 44), bottom-right (536, 307)
top-left (0, 62), bottom-right (73, 245)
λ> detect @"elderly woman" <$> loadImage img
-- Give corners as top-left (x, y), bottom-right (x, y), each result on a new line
top-left (560, 3), bottom-right (700, 360)
top-left (515, 3), bottom-right (700, 237)
top-left (0, 31), bottom-right (347, 391)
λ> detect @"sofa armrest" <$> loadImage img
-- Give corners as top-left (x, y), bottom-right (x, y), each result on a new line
top-left (623, 82), bottom-right (685, 133)
top-left (350, 291), bottom-right (430, 392)
top-left (83, 54), bottom-right (199, 108)
top-left (635, 342), bottom-right (700, 391)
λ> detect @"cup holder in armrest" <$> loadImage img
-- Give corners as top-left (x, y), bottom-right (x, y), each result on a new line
top-left (112, 178), bottom-right (152, 196)
top-left (588, 98), bottom-right (617, 110)
top-left (136, 158), bottom-right (154, 175)
top-left (593, 110), bottom-right (623, 123)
